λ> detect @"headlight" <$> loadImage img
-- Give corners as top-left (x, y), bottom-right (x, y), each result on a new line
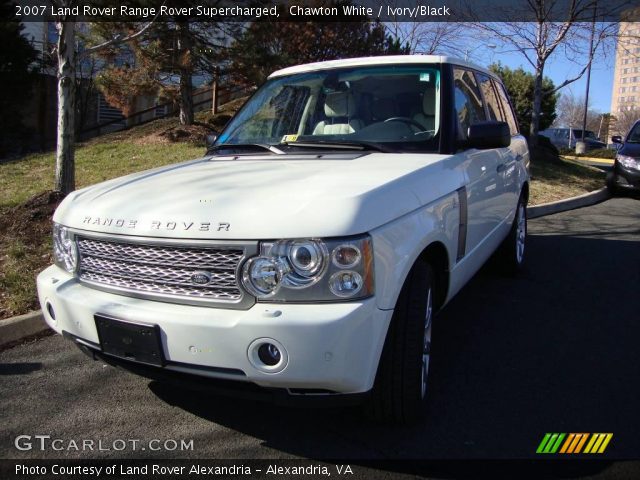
top-left (241, 235), bottom-right (374, 302)
top-left (329, 271), bottom-right (364, 297)
top-left (272, 239), bottom-right (328, 288)
top-left (617, 154), bottom-right (640, 170)
top-left (242, 257), bottom-right (281, 296)
top-left (52, 223), bottom-right (78, 273)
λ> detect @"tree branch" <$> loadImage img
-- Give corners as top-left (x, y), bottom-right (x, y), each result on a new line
top-left (81, 4), bottom-right (165, 56)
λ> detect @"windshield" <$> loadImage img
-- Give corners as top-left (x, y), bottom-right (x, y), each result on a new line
top-left (572, 130), bottom-right (596, 139)
top-left (627, 122), bottom-right (640, 143)
top-left (215, 65), bottom-right (441, 152)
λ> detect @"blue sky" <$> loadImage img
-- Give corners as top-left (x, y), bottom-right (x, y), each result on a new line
top-left (471, 43), bottom-right (615, 114)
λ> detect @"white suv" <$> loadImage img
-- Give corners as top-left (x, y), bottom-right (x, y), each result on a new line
top-left (38, 56), bottom-right (529, 423)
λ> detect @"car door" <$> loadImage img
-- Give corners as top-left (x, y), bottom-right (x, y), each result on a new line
top-left (493, 78), bottom-right (528, 214)
top-left (452, 67), bottom-right (501, 255)
top-left (475, 73), bottom-right (520, 224)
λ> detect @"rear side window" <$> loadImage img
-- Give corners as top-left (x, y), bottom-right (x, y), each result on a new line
top-left (453, 68), bottom-right (486, 140)
top-left (476, 73), bottom-right (503, 122)
top-left (493, 80), bottom-right (519, 135)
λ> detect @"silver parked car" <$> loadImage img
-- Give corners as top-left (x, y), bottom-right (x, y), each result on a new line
top-left (539, 127), bottom-right (606, 150)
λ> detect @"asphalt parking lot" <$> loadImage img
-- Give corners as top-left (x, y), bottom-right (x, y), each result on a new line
top-left (1, 197), bottom-right (639, 478)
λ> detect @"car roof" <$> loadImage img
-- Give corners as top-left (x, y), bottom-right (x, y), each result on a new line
top-left (268, 55), bottom-right (498, 80)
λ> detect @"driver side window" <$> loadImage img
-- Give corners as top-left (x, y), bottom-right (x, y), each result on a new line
top-left (453, 68), bottom-right (486, 140)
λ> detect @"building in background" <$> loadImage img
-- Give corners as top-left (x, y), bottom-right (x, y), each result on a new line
top-left (610, 16), bottom-right (640, 140)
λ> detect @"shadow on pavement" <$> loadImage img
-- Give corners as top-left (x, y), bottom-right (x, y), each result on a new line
top-left (0, 362), bottom-right (42, 375)
top-left (147, 227), bottom-right (639, 475)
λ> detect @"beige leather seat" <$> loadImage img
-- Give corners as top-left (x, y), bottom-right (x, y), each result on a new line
top-left (313, 92), bottom-right (363, 135)
top-left (414, 88), bottom-right (436, 130)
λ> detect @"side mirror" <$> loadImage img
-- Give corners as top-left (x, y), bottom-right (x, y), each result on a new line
top-left (611, 135), bottom-right (622, 144)
top-left (206, 133), bottom-right (218, 149)
top-left (466, 121), bottom-right (510, 149)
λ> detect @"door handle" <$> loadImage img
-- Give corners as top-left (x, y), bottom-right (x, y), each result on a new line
top-left (515, 154), bottom-right (524, 162)
top-left (496, 163), bottom-right (506, 173)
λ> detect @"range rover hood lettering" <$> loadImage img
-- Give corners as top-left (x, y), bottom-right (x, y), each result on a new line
top-left (53, 153), bottom-right (457, 239)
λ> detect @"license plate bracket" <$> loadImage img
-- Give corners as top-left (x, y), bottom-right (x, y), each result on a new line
top-left (95, 314), bottom-right (165, 367)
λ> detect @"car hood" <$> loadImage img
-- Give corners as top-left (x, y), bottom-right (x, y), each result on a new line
top-left (618, 142), bottom-right (640, 158)
top-left (54, 152), bottom-right (460, 239)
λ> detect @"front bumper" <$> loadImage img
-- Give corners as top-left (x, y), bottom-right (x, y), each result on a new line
top-left (37, 265), bottom-right (392, 395)
top-left (611, 161), bottom-right (640, 191)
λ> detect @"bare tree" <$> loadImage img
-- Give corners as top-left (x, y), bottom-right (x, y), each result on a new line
top-left (74, 46), bottom-right (100, 137)
top-left (553, 90), bottom-right (602, 132)
top-left (382, 1), bottom-right (467, 55)
top-left (384, 21), bottom-right (467, 55)
top-left (470, 0), bottom-right (630, 147)
top-left (54, 18), bottom-right (76, 195)
top-left (611, 108), bottom-right (640, 137)
top-left (51, 0), bottom-right (160, 195)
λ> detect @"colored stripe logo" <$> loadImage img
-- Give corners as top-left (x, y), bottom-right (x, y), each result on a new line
top-left (536, 433), bottom-right (613, 454)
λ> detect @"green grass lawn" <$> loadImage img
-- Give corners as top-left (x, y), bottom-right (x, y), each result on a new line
top-left (529, 155), bottom-right (605, 206)
top-left (0, 140), bottom-right (203, 319)
top-left (1, 141), bottom-right (203, 209)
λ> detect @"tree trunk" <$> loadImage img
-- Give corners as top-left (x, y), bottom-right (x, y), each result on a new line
top-left (55, 20), bottom-right (76, 195)
top-left (211, 66), bottom-right (219, 115)
top-left (179, 70), bottom-right (194, 125)
top-left (528, 61), bottom-right (545, 149)
top-left (176, 22), bottom-right (194, 125)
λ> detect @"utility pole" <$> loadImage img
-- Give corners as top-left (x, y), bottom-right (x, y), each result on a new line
top-left (580, 6), bottom-right (597, 149)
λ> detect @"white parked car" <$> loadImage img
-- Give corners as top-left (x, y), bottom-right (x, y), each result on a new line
top-left (38, 56), bottom-right (529, 423)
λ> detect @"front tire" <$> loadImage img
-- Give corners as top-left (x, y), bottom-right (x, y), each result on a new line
top-left (606, 172), bottom-right (620, 196)
top-left (367, 260), bottom-right (434, 424)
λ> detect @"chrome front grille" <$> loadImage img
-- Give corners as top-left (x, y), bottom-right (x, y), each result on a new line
top-left (77, 237), bottom-right (247, 304)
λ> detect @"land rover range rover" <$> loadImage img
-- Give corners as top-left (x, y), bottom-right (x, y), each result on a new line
top-left (38, 56), bottom-right (529, 423)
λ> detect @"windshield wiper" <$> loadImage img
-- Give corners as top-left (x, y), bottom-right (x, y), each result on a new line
top-left (281, 140), bottom-right (391, 153)
top-left (207, 143), bottom-right (285, 155)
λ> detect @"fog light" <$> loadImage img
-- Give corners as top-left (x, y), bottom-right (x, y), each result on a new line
top-left (247, 338), bottom-right (288, 373)
top-left (258, 343), bottom-right (281, 366)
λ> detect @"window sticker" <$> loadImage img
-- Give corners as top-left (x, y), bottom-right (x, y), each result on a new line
top-left (420, 73), bottom-right (431, 82)
top-left (281, 134), bottom-right (298, 142)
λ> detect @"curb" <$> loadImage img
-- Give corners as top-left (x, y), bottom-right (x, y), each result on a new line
top-left (0, 310), bottom-right (49, 348)
top-left (561, 156), bottom-right (614, 170)
top-left (561, 155), bottom-right (614, 165)
top-left (528, 187), bottom-right (611, 219)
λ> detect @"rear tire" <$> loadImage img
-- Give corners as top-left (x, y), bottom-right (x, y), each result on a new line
top-left (366, 260), bottom-right (434, 425)
top-left (497, 194), bottom-right (527, 275)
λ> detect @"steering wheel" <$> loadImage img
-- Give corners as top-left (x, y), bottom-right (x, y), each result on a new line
top-left (383, 117), bottom-right (426, 132)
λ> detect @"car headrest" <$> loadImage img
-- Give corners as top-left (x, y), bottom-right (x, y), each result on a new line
top-left (324, 91), bottom-right (357, 118)
top-left (423, 87), bottom-right (436, 116)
